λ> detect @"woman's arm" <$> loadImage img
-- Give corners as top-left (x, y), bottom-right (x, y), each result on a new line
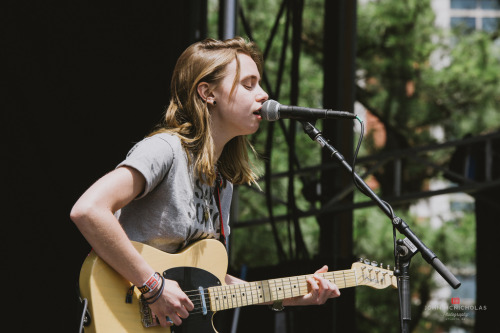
top-left (71, 166), bottom-right (151, 286)
top-left (71, 166), bottom-right (193, 327)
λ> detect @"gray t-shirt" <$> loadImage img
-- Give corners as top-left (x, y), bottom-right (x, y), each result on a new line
top-left (115, 133), bottom-right (232, 253)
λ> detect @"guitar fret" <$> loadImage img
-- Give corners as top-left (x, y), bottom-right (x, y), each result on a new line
top-left (224, 285), bottom-right (230, 309)
top-left (236, 284), bottom-right (245, 307)
top-left (327, 270), bottom-right (357, 288)
top-left (232, 284), bottom-right (239, 308)
top-left (261, 280), bottom-right (270, 304)
top-left (269, 279), bottom-right (281, 301)
top-left (290, 276), bottom-right (298, 298)
top-left (243, 283), bottom-right (249, 306)
top-left (241, 283), bottom-right (250, 306)
top-left (231, 284), bottom-right (239, 308)
top-left (227, 285), bottom-right (233, 309)
top-left (223, 285), bottom-right (230, 309)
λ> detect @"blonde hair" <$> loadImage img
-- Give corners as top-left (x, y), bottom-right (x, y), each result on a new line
top-left (150, 37), bottom-right (263, 186)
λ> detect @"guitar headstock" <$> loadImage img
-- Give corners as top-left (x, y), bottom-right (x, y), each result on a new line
top-left (351, 259), bottom-right (398, 289)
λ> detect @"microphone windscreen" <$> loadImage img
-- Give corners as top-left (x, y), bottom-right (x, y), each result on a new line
top-left (261, 100), bottom-right (280, 121)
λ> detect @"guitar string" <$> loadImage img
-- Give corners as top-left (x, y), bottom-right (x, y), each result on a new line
top-left (179, 273), bottom-right (362, 299)
top-left (176, 273), bottom-right (363, 313)
top-left (179, 274), bottom-right (360, 297)
top-left (178, 279), bottom-right (354, 315)
top-left (145, 272), bottom-right (385, 316)
top-left (161, 270), bottom-right (384, 300)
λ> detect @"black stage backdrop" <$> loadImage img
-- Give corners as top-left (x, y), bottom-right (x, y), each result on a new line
top-left (3, 1), bottom-right (205, 331)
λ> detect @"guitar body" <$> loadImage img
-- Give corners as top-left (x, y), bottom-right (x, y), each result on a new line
top-left (80, 239), bottom-right (397, 332)
top-left (79, 239), bottom-right (228, 333)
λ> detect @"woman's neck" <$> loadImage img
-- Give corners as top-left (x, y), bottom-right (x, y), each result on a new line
top-left (212, 131), bottom-right (233, 162)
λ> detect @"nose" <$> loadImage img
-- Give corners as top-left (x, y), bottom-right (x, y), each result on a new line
top-left (257, 86), bottom-right (269, 103)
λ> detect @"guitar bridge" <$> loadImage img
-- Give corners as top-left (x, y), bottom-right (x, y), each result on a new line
top-left (139, 298), bottom-right (158, 328)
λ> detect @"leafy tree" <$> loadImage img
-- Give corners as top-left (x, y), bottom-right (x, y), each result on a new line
top-left (356, 0), bottom-right (500, 196)
top-left (207, 0), bottom-right (497, 331)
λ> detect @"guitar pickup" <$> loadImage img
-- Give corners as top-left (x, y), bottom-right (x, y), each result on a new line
top-left (199, 286), bottom-right (208, 315)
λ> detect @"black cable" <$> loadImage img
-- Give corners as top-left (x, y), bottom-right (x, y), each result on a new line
top-left (352, 117), bottom-right (396, 219)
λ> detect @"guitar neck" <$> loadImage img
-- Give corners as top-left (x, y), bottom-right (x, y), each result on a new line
top-left (209, 269), bottom-right (356, 311)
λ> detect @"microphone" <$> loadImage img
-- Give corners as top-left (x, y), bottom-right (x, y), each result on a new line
top-left (260, 99), bottom-right (356, 121)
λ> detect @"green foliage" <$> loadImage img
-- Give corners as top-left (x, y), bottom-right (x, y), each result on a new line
top-left (206, 1), bottom-right (487, 331)
top-left (357, 0), bottom-right (500, 148)
top-left (357, 0), bottom-right (438, 145)
top-left (353, 192), bottom-right (476, 333)
top-left (356, 0), bottom-right (500, 204)
top-left (422, 32), bottom-right (500, 138)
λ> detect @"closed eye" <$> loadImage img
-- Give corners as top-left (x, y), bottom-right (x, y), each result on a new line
top-left (241, 76), bottom-right (258, 90)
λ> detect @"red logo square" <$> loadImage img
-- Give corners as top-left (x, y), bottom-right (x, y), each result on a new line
top-left (451, 297), bottom-right (460, 304)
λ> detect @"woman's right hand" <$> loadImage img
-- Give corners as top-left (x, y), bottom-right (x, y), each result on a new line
top-left (147, 278), bottom-right (195, 327)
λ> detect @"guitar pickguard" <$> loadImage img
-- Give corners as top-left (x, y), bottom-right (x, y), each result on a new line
top-left (141, 267), bottom-right (222, 333)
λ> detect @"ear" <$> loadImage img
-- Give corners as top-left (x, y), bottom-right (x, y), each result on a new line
top-left (197, 82), bottom-right (215, 104)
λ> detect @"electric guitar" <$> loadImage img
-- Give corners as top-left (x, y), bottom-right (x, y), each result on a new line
top-left (79, 239), bottom-right (397, 332)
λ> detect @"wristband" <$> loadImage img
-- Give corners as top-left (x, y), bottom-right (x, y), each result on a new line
top-left (138, 272), bottom-right (161, 294)
top-left (140, 274), bottom-right (165, 305)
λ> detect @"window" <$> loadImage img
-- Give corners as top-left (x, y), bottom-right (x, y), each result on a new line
top-left (451, 0), bottom-right (477, 9)
top-left (450, 0), bottom-right (500, 32)
top-left (482, 0), bottom-right (500, 10)
top-left (451, 17), bottom-right (477, 31)
top-left (451, 0), bottom-right (500, 9)
top-left (482, 17), bottom-right (500, 31)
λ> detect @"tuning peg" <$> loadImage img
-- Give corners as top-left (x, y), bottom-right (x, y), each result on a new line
top-left (358, 257), bottom-right (364, 262)
top-left (364, 259), bottom-right (370, 265)
top-left (371, 260), bottom-right (378, 266)
top-left (387, 264), bottom-right (391, 270)
top-left (379, 262), bottom-right (383, 268)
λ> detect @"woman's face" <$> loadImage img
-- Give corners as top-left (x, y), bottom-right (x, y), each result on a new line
top-left (210, 53), bottom-right (268, 141)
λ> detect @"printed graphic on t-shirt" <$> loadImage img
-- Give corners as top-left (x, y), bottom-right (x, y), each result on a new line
top-left (181, 179), bottom-right (221, 250)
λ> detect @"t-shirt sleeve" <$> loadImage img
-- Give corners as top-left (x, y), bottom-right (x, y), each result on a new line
top-left (117, 134), bottom-right (175, 199)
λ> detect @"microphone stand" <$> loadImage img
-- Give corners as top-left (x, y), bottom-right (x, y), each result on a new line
top-left (299, 121), bottom-right (461, 333)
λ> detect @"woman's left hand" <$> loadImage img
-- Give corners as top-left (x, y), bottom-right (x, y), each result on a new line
top-left (285, 265), bottom-right (341, 306)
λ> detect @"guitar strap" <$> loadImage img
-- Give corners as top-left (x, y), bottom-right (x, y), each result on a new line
top-left (214, 172), bottom-right (226, 248)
